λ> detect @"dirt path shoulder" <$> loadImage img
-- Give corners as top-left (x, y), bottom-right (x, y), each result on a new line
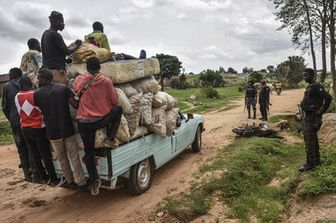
top-left (0, 89), bottom-right (304, 223)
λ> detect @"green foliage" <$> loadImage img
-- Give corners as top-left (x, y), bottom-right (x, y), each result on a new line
top-left (248, 71), bottom-right (264, 83)
top-left (276, 56), bottom-right (305, 88)
top-left (156, 54), bottom-right (182, 79)
top-left (160, 138), bottom-right (305, 222)
top-left (0, 103), bottom-right (13, 145)
top-left (201, 87), bottom-right (219, 99)
top-left (242, 67), bottom-right (253, 74)
top-left (267, 65), bottom-right (275, 74)
top-left (269, 115), bottom-right (302, 136)
top-left (171, 74), bottom-right (189, 89)
top-left (166, 86), bottom-right (243, 113)
top-left (299, 145), bottom-right (336, 197)
top-left (228, 67), bottom-right (238, 74)
top-left (199, 69), bottom-right (224, 87)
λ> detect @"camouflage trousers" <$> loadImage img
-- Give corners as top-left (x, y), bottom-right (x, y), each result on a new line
top-left (246, 97), bottom-right (256, 118)
top-left (303, 113), bottom-right (322, 167)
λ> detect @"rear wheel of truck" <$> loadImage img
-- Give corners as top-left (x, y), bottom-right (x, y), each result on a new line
top-left (127, 158), bottom-right (154, 195)
top-left (192, 125), bottom-right (202, 152)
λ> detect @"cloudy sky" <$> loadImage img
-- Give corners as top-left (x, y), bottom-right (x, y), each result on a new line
top-left (0, 0), bottom-right (318, 74)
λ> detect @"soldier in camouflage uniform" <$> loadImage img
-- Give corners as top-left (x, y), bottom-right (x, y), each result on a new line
top-left (245, 80), bottom-right (257, 119)
top-left (299, 68), bottom-right (332, 172)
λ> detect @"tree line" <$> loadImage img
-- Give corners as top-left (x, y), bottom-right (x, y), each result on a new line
top-left (270, 0), bottom-right (336, 96)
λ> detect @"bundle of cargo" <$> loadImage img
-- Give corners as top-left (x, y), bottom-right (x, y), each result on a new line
top-left (70, 58), bottom-right (179, 149)
top-left (70, 42), bottom-right (112, 64)
top-left (67, 58), bottom-right (160, 84)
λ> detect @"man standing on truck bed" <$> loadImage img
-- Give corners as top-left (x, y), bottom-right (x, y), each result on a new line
top-left (41, 11), bottom-right (82, 85)
top-left (20, 38), bottom-right (42, 86)
top-left (74, 57), bottom-right (122, 196)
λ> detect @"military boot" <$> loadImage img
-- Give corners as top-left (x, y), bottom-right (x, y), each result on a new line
top-left (253, 110), bottom-right (256, 119)
top-left (23, 168), bottom-right (32, 182)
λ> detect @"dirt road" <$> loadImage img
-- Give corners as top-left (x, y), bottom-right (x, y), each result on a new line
top-left (0, 89), bottom-right (304, 223)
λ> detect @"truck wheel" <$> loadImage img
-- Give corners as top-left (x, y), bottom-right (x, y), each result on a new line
top-left (192, 125), bottom-right (202, 152)
top-left (127, 158), bottom-right (154, 195)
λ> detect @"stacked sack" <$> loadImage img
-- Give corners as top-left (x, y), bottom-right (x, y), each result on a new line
top-left (70, 57), bottom-right (179, 149)
top-left (113, 75), bottom-right (179, 144)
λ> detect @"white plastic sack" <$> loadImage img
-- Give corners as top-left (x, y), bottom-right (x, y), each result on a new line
top-left (116, 115), bottom-right (131, 142)
top-left (115, 83), bottom-right (138, 97)
top-left (125, 92), bottom-right (142, 135)
top-left (152, 91), bottom-right (176, 110)
top-left (67, 58), bottom-right (160, 84)
top-left (140, 93), bottom-right (153, 126)
top-left (148, 106), bottom-right (167, 137)
top-left (130, 76), bottom-right (161, 94)
top-left (166, 108), bottom-right (178, 136)
top-left (130, 126), bottom-right (149, 140)
top-left (116, 88), bottom-right (133, 114)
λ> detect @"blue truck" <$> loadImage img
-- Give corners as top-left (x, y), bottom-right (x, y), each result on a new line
top-left (52, 112), bottom-right (204, 194)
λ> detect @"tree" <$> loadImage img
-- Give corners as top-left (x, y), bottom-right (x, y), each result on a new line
top-left (242, 67), bottom-right (253, 73)
top-left (156, 54), bottom-right (182, 78)
top-left (276, 56), bottom-right (306, 87)
top-left (271, 0), bottom-right (317, 74)
top-left (227, 67), bottom-right (238, 74)
top-left (218, 66), bottom-right (226, 73)
top-left (156, 54), bottom-right (182, 91)
top-left (199, 69), bottom-right (224, 87)
top-left (267, 65), bottom-right (275, 73)
top-left (249, 71), bottom-right (264, 83)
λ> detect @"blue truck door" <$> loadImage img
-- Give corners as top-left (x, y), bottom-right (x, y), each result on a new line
top-left (175, 121), bottom-right (191, 152)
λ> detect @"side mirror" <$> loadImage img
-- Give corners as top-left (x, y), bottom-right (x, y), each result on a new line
top-left (186, 113), bottom-right (194, 122)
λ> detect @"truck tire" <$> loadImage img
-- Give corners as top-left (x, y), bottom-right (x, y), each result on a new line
top-left (192, 125), bottom-right (202, 153)
top-left (127, 158), bottom-right (154, 195)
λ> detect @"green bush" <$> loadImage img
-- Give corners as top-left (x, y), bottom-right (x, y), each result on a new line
top-left (201, 87), bottom-right (219, 99)
top-left (199, 69), bottom-right (225, 87)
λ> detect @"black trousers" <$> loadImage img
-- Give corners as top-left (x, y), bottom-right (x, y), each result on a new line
top-left (78, 106), bottom-right (122, 181)
top-left (303, 114), bottom-right (322, 167)
top-left (259, 101), bottom-right (268, 120)
top-left (22, 127), bottom-right (57, 181)
top-left (12, 127), bottom-right (31, 171)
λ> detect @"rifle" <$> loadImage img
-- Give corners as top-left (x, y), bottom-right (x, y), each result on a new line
top-left (267, 102), bottom-right (272, 115)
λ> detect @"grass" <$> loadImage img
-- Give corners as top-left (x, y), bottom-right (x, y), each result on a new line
top-left (166, 86), bottom-right (243, 114)
top-left (160, 137), bottom-right (306, 222)
top-left (0, 102), bottom-right (13, 145)
top-left (299, 145), bottom-right (336, 197)
top-left (269, 114), bottom-right (302, 136)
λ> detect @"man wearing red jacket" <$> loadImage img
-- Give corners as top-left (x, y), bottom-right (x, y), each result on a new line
top-left (74, 57), bottom-right (122, 195)
top-left (15, 76), bottom-right (57, 185)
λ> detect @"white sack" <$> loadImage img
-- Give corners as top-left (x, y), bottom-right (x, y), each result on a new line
top-left (140, 93), bottom-right (153, 126)
top-left (125, 92), bottom-right (142, 135)
top-left (130, 76), bottom-right (161, 94)
top-left (152, 91), bottom-right (176, 110)
top-left (166, 108), bottom-right (178, 136)
top-left (115, 83), bottom-right (138, 97)
top-left (67, 58), bottom-right (160, 83)
top-left (116, 88), bottom-right (133, 114)
top-left (116, 115), bottom-right (131, 142)
top-left (148, 106), bottom-right (167, 137)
